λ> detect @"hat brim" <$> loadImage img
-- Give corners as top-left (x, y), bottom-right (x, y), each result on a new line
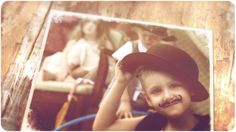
top-left (120, 53), bottom-right (209, 102)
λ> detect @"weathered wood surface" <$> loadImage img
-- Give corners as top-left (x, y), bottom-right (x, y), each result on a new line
top-left (1, 1), bottom-right (53, 130)
top-left (1, 1), bottom-right (235, 131)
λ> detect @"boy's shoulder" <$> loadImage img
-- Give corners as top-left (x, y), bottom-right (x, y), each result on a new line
top-left (193, 114), bottom-right (210, 131)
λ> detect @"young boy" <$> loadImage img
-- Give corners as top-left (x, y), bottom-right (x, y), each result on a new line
top-left (93, 44), bottom-right (210, 131)
top-left (112, 25), bottom-right (177, 118)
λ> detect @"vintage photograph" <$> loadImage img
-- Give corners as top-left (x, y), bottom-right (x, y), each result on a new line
top-left (20, 10), bottom-right (212, 131)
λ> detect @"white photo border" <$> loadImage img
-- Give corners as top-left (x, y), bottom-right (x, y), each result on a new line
top-left (21, 10), bottom-right (214, 131)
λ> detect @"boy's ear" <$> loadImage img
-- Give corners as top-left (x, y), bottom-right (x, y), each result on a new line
top-left (141, 91), bottom-right (153, 107)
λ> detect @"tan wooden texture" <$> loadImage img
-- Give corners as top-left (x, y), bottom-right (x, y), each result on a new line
top-left (1, 1), bottom-right (235, 131)
top-left (1, 1), bottom-right (52, 130)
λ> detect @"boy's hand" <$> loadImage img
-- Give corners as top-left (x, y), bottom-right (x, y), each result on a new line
top-left (116, 100), bottom-right (133, 119)
top-left (115, 61), bottom-right (136, 84)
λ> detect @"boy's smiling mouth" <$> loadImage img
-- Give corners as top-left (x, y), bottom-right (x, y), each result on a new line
top-left (159, 95), bottom-right (182, 108)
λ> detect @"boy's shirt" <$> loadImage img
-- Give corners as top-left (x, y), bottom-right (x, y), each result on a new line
top-left (135, 112), bottom-right (210, 131)
top-left (112, 40), bottom-right (147, 60)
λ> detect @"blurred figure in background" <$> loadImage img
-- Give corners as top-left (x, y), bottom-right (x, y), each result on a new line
top-left (40, 19), bottom-right (113, 83)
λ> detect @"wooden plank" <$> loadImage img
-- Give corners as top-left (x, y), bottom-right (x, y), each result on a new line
top-left (1, 2), bottom-right (40, 80)
top-left (1, 2), bottom-right (52, 130)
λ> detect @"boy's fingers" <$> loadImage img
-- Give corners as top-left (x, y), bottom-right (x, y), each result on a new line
top-left (115, 60), bottom-right (122, 69)
top-left (133, 66), bottom-right (143, 77)
top-left (117, 113), bottom-right (120, 119)
top-left (119, 114), bottom-right (124, 119)
top-left (128, 112), bottom-right (133, 118)
top-left (117, 111), bottom-right (123, 119)
top-left (116, 111), bottom-right (120, 116)
top-left (124, 113), bottom-right (129, 118)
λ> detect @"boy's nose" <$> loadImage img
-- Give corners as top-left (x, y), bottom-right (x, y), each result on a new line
top-left (162, 89), bottom-right (173, 101)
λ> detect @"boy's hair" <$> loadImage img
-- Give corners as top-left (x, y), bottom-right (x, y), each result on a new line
top-left (120, 44), bottom-right (209, 102)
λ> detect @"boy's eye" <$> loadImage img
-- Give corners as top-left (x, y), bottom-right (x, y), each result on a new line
top-left (150, 88), bottom-right (161, 94)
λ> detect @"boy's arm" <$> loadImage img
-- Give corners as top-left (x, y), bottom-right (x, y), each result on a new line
top-left (93, 79), bottom-right (127, 130)
top-left (93, 62), bottom-right (142, 131)
top-left (117, 81), bottom-right (136, 118)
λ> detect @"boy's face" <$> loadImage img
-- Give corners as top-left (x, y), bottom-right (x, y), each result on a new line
top-left (140, 71), bottom-right (192, 118)
top-left (138, 30), bottom-right (164, 49)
